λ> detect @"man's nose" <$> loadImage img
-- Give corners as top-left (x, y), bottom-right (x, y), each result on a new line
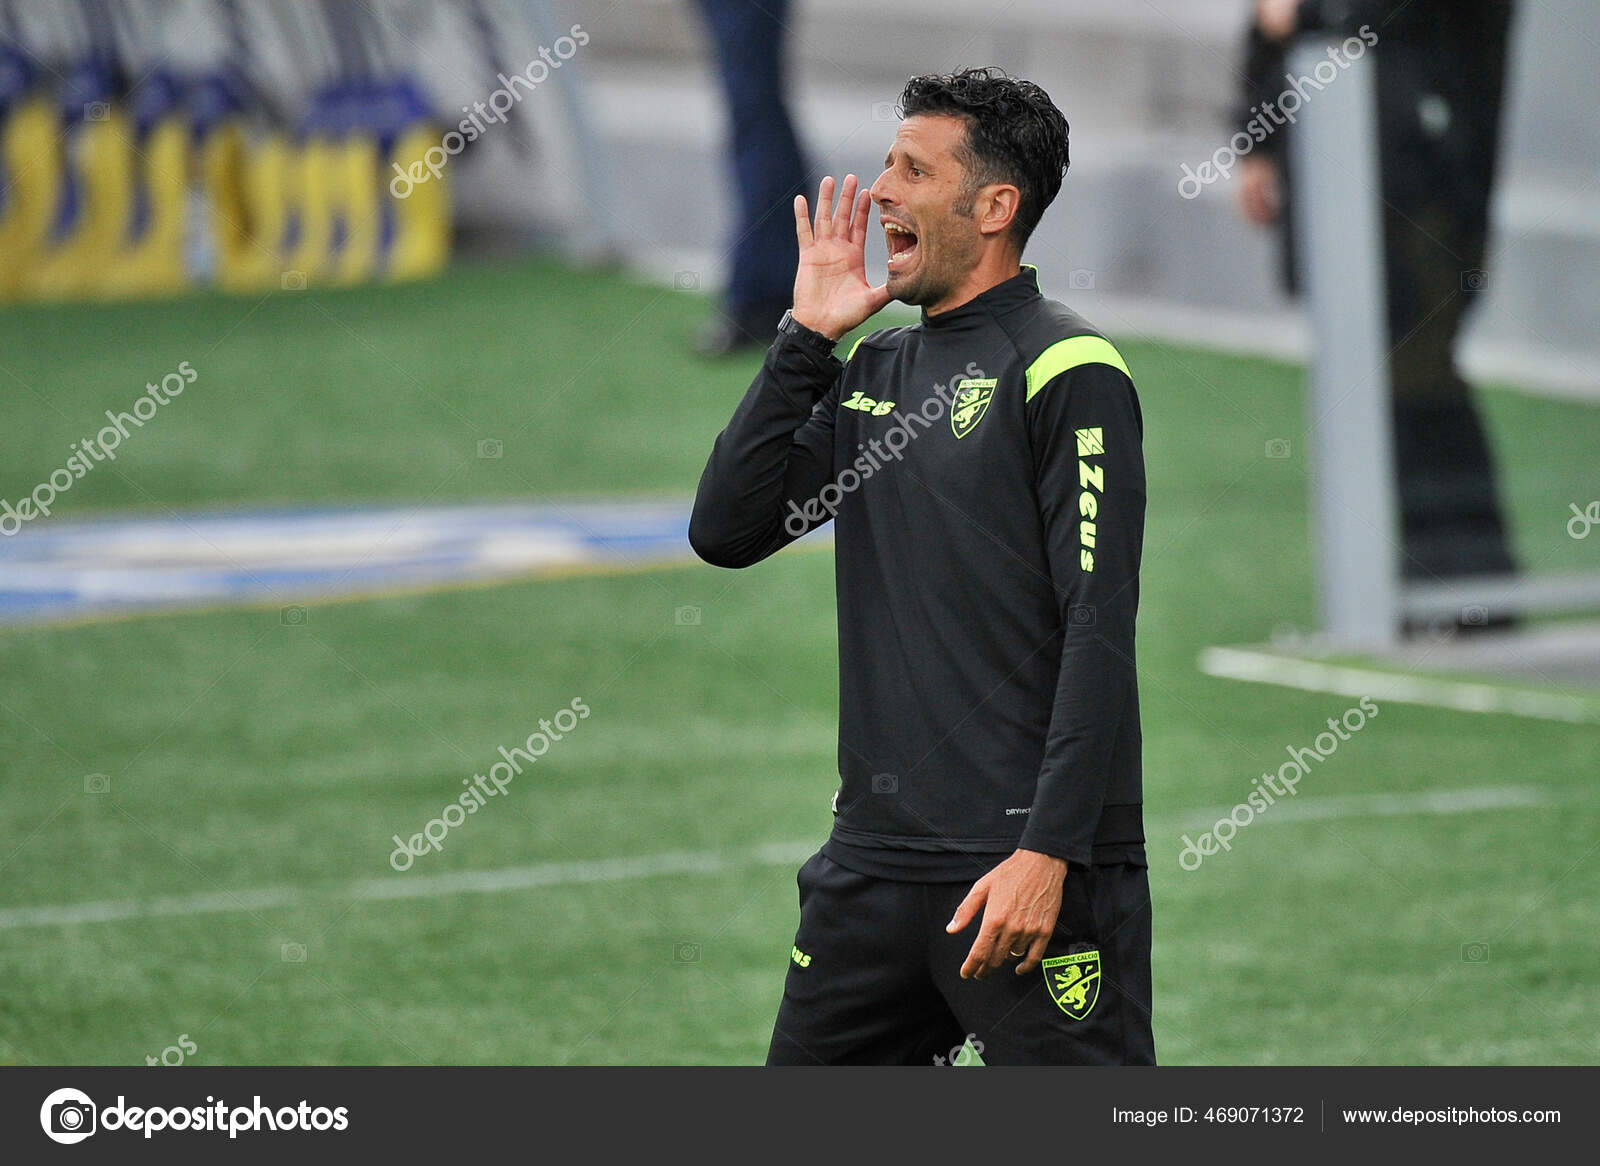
top-left (869, 168), bottom-right (894, 206)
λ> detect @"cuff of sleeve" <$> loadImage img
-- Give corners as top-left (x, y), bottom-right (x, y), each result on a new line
top-left (765, 333), bottom-right (842, 406)
top-left (1016, 826), bottom-right (1090, 868)
top-left (769, 330), bottom-right (842, 371)
top-left (778, 311), bottom-right (841, 357)
top-left (772, 329), bottom-right (841, 366)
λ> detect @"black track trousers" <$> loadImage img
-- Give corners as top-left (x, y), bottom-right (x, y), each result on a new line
top-left (766, 850), bottom-right (1155, 1066)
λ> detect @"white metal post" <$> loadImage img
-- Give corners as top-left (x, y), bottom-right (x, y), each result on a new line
top-left (1288, 41), bottom-right (1401, 647)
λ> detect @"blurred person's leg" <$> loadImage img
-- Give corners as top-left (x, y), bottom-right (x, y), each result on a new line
top-left (1377, 7), bottom-right (1516, 593)
top-left (1384, 203), bottom-right (1516, 585)
top-left (693, 0), bottom-right (808, 356)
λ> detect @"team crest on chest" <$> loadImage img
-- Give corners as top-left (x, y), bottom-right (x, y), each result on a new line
top-left (1042, 949), bottom-right (1101, 1020)
top-left (950, 378), bottom-right (997, 439)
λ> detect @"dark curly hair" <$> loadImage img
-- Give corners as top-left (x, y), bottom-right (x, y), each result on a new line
top-left (898, 67), bottom-right (1070, 251)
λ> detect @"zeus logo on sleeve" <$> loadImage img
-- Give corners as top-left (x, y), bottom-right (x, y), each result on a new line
top-left (1075, 427), bottom-right (1104, 572)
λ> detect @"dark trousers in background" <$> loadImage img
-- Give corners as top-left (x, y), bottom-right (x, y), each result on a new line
top-left (1373, 6), bottom-right (1517, 584)
top-left (692, 0), bottom-right (807, 315)
top-left (1384, 202), bottom-right (1517, 582)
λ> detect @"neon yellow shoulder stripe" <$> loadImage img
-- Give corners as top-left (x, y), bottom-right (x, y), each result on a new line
top-left (1024, 335), bottom-right (1130, 402)
top-left (846, 334), bottom-right (867, 361)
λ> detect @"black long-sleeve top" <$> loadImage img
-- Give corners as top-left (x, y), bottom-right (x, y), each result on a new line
top-left (690, 267), bottom-right (1147, 880)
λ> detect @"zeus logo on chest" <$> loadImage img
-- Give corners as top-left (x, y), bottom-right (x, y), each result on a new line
top-left (840, 391), bottom-right (895, 415)
top-left (1075, 427), bottom-right (1104, 572)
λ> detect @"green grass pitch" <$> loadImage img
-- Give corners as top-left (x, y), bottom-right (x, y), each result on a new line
top-left (1, 259), bottom-right (1597, 1064)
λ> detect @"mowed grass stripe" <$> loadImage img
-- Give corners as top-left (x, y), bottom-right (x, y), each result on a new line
top-left (0, 788), bottom-right (1558, 932)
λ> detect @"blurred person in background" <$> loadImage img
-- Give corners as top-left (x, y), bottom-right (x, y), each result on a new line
top-left (1236, 0), bottom-right (1519, 620)
top-left (691, 0), bottom-right (809, 356)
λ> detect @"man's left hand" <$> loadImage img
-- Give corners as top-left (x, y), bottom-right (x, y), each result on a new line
top-left (946, 849), bottom-right (1069, 979)
top-left (1257, 0), bottom-right (1300, 42)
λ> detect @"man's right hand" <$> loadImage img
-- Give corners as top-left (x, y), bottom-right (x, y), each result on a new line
top-left (791, 174), bottom-right (891, 341)
top-left (1237, 155), bottom-right (1283, 225)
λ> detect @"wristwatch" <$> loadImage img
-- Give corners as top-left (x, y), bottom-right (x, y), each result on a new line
top-left (776, 309), bottom-right (838, 356)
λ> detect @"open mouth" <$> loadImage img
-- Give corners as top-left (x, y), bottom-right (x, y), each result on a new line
top-left (885, 221), bottom-right (919, 272)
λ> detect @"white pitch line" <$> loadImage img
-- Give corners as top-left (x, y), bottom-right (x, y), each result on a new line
top-left (1198, 645), bottom-right (1600, 724)
top-left (0, 844), bottom-right (813, 932)
top-left (1173, 785), bottom-right (1552, 831)
top-left (0, 789), bottom-right (1567, 933)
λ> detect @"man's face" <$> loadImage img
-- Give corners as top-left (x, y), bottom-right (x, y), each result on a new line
top-left (869, 114), bottom-right (985, 307)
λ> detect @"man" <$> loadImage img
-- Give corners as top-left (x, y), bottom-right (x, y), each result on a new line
top-left (689, 68), bottom-right (1152, 1066)
top-left (1237, 0), bottom-right (1519, 601)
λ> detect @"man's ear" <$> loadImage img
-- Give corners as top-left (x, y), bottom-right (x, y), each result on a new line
top-left (976, 184), bottom-right (1021, 239)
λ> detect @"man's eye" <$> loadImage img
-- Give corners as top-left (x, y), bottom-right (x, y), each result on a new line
top-left (908, 166), bottom-right (924, 178)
